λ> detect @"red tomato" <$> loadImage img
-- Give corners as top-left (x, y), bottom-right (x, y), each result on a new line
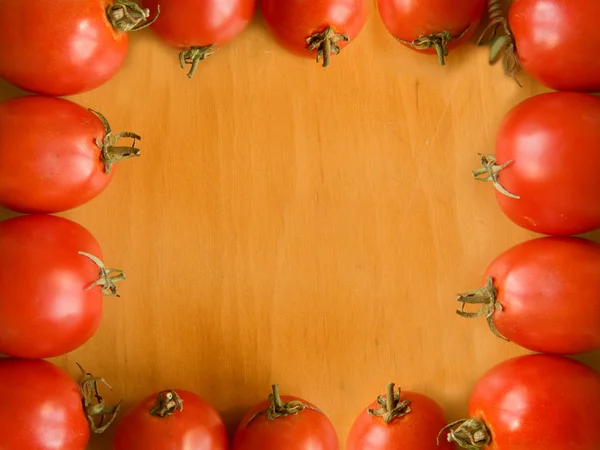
top-left (232, 385), bottom-right (339, 449)
top-left (377, 0), bottom-right (485, 65)
top-left (0, 96), bottom-right (141, 214)
top-left (113, 390), bottom-right (228, 450)
top-left (457, 236), bottom-right (600, 355)
top-left (261, 0), bottom-right (368, 67)
top-left (474, 92), bottom-right (600, 236)
top-left (142, 0), bottom-right (256, 78)
top-left (347, 383), bottom-right (453, 450)
top-left (442, 354), bottom-right (600, 450)
top-left (0, 359), bottom-right (89, 449)
top-left (0, 0), bottom-right (159, 96)
top-left (0, 214), bottom-right (126, 359)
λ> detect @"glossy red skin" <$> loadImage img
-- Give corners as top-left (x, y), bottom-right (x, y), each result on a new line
top-left (232, 395), bottom-right (339, 449)
top-left (0, 0), bottom-right (128, 96)
top-left (346, 391), bottom-right (453, 450)
top-left (113, 390), bottom-right (228, 450)
top-left (481, 237), bottom-right (600, 355)
top-left (0, 96), bottom-right (114, 214)
top-left (509, 0), bottom-right (600, 93)
top-left (0, 215), bottom-right (105, 359)
top-left (468, 354), bottom-right (600, 450)
top-left (0, 358), bottom-right (90, 450)
top-left (261, 0), bottom-right (368, 58)
top-left (142, 0), bottom-right (256, 49)
top-left (493, 92), bottom-right (600, 236)
top-left (377, 0), bottom-right (485, 53)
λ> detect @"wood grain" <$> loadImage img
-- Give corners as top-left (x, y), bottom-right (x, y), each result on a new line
top-left (1, 5), bottom-right (598, 449)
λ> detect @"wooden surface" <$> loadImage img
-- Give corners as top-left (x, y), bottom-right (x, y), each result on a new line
top-left (1, 5), bottom-right (599, 449)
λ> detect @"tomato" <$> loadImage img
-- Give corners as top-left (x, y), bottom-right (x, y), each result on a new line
top-left (377, 0), bottom-right (485, 65)
top-left (457, 236), bottom-right (600, 355)
top-left (0, 96), bottom-right (141, 214)
top-left (347, 383), bottom-right (453, 450)
top-left (441, 354), bottom-right (600, 450)
top-left (0, 1), bottom-right (159, 96)
top-left (142, 0), bottom-right (256, 78)
top-left (473, 92), bottom-right (600, 236)
top-left (260, 0), bottom-right (368, 67)
top-left (0, 214), bottom-right (126, 359)
top-left (480, 0), bottom-right (600, 92)
top-left (113, 390), bottom-right (228, 450)
top-left (232, 385), bottom-right (339, 449)
top-left (0, 358), bottom-right (120, 449)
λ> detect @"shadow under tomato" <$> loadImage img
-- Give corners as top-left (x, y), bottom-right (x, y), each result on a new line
top-left (573, 349), bottom-right (600, 372)
top-left (0, 208), bottom-right (19, 222)
top-left (0, 79), bottom-right (27, 102)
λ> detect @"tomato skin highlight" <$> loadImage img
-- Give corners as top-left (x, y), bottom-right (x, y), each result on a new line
top-left (492, 92), bottom-right (600, 236)
top-left (260, 0), bottom-right (368, 58)
top-left (377, 0), bottom-right (485, 55)
top-left (113, 390), bottom-right (229, 450)
top-left (509, 0), bottom-right (600, 93)
top-left (232, 394), bottom-right (339, 450)
top-left (0, 96), bottom-right (121, 214)
top-left (0, 215), bottom-right (106, 359)
top-left (143, 0), bottom-right (256, 49)
top-left (0, 358), bottom-right (90, 450)
top-left (467, 354), bottom-right (600, 450)
top-left (0, 0), bottom-right (128, 96)
top-left (347, 389), bottom-right (453, 450)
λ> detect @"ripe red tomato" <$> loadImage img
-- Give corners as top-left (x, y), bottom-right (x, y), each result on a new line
top-left (377, 0), bottom-right (485, 65)
top-left (232, 385), bottom-right (339, 449)
top-left (261, 0), bottom-right (368, 67)
top-left (0, 0), bottom-right (159, 96)
top-left (442, 354), bottom-right (600, 450)
top-left (474, 92), bottom-right (600, 236)
top-left (347, 383), bottom-right (453, 450)
top-left (0, 214), bottom-right (126, 359)
top-left (142, 0), bottom-right (256, 78)
top-left (0, 96), bottom-right (141, 214)
top-left (457, 236), bottom-right (600, 355)
top-left (113, 390), bottom-right (228, 450)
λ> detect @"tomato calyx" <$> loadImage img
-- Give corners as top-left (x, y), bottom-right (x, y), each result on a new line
top-left (367, 382), bottom-right (412, 424)
top-left (438, 418), bottom-right (491, 449)
top-left (89, 109), bottom-right (142, 175)
top-left (456, 276), bottom-right (508, 341)
top-left (179, 45), bottom-right (217, 79)
top-left (77, 362), bottom-right (122, 434)
top-left (476, 0), bottom-right (521, 85)
top-left (79, 252), bottom-right (126, 297)
top-left (395, 26), bottom-right (469, 66)
top-left (246, 384), bottom-right (324, 424)
top-left (107, 1), bottom-right (161, 33)
top-left (472, 154), bottom-right (520, 199)
top-left (149, 390), bottom-right (184, 417)
top-left (306, 26), bottom-right (350, 68)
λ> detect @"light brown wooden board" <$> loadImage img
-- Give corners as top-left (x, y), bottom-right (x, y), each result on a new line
top-left (1, 6), bottom-right (598, 449)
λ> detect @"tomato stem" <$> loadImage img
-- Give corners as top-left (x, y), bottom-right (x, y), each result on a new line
top-left (306, 26), bottom-right (350, 68)
top-left (179, 45), bottom-right (217, 78)
top-left (79, 252), bottom-right (126, 297)
top-left (395, 26), bottom-right (469, 66)
top-left (89, 109), bottom-right (141, 174)
top-left (438, 418), bottom-right (491, 449)
top-left (246, 384), bottom-right (324, 425)
top-left (107, 1), bottom-right (160, 33)
top-left (77, 363), bottom-right (122, 434)
top-left (367, 383), bottom-right (412, 424)
top-left (150, 390), bottom-right (184, 417)
top-left (477, 0), bottom-right (521, 84)
top-left (472, 154), bottom-right (520, 199)
top-left (456, 276), bottom-right (508, 341)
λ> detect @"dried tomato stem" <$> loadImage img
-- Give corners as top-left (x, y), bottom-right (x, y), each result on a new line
top-left (150, 390), bottom-right (184, 417)
top-left (438, 418), bottom-right (491, 449)
top-left (77, 363), bottom-right (122, 434)
top-left (367, 383), bottom-right (412, 424)
top-left (306, 26), bottom-right (350, 68)
top-left (472, 154), bottom-right (520, 199)
top-left (456, 276), bottom-right (508, 341)
top-left (79, 252), bottom-right (126, 297)
top-left (396, 26), bottom-right (470, 66)
top-left (246, 384), bottom-right (323, 425)
top-left (179, 45), bottom-right (217, 78)
top-left (107, 1), bottom-right (160, 32)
